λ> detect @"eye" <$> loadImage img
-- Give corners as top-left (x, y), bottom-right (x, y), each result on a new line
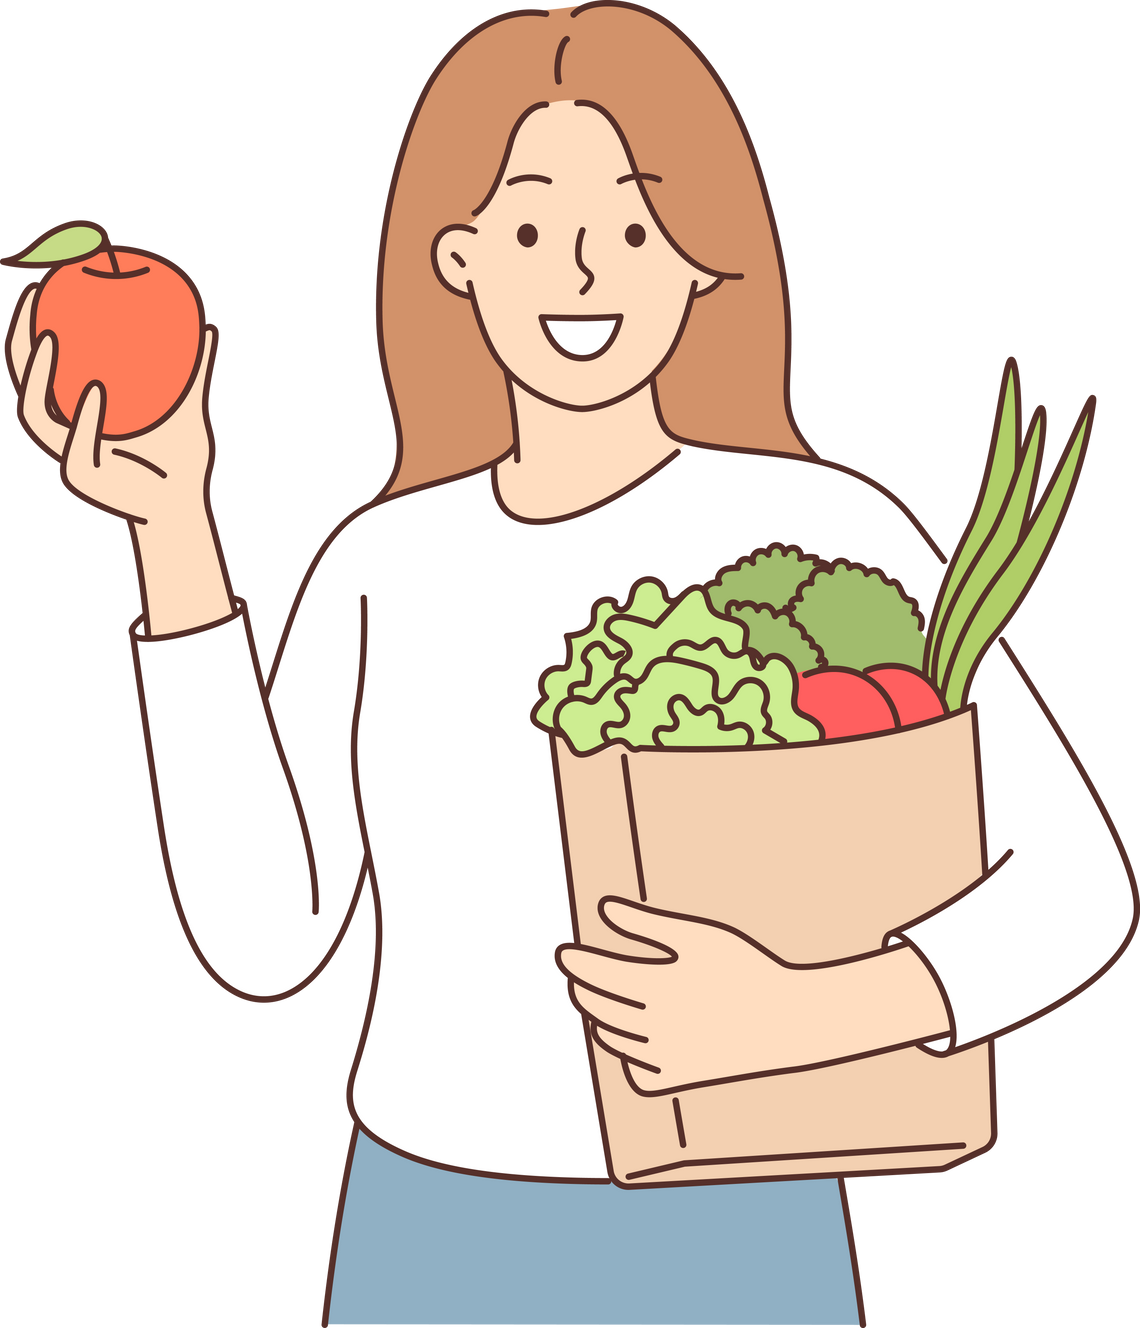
top-left (625, 223), bottom-right (646, 248)
top-left (517, 223), bottom-right (538, 248)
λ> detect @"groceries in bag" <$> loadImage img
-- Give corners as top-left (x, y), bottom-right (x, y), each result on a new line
top-left (532, 361), bottom-right (1093, 1184)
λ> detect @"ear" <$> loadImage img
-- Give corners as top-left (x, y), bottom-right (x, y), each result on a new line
top-left (431, 224), bottom-right (478, 299)
top-left (693, 269), bottom-right (726, 299)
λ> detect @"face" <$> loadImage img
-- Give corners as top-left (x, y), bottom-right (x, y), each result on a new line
top-left (433, 101), bottom-right (720, 410)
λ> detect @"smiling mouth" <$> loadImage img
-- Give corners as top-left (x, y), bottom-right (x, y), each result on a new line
top-left (539, 314), bottom-right (623, 361)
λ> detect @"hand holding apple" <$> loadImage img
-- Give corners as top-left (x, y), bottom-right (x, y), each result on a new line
top-left (6, 222), bottom-right (217, 522)
top-left (7, 282), bottom-right (217, 529)
top-left (5, 221), bottom-right (204, 435)
top-left (5, 223), bottom-right (234, 634)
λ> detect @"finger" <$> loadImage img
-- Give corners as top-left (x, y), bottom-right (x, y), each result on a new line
top-left (568, 981), bottom-right (649, 1039)
top-left (601, 899), bottom-right (785, 965)
top-left (62, 385), bottom-right (150, 522)
top-left (597, 896), bottom-right (703, 956)
top-left (625, 1059), bottom-right (670, 1094)
top-left (592, 1023), bottom-right (661, 1072)
top-left (61, 385), bottom-right (108, 501)
top-left (6, 283), bottom-right (37, 390)
top-left (177, 324), bottom-right (216, 417)
top-left (555, 942), bottom-right (652, 1005)
top-left (17, 332), bottom-right (69, 459)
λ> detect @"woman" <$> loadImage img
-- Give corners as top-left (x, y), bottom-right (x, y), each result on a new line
top-left (6, 5), bottom-right (1134, 1324)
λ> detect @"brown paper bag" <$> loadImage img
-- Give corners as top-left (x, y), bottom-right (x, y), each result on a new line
top-left (551, 707), bottom-right (996, 1186)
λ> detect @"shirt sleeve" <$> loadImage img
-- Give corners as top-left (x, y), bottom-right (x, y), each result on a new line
top-left (131, 528), bottom-right (369, 998)
top-left (897, 636), bottom-right (1137, 1052)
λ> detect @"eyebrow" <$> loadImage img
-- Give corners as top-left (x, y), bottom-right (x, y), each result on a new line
top-left (617, 172), bottom-right (663, 184)
top-left (506, 174), bottom-right (553, 186)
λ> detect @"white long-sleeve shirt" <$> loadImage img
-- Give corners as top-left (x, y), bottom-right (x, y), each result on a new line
top-left (131, 444), bottom-right (1136, 1178)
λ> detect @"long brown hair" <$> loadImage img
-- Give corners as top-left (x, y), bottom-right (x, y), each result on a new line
top-left (378, 3), bottom-right (811, 495)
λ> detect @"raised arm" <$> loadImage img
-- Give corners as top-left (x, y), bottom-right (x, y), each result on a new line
top-left (9, 286), bottom-right (370, 998)
top-left (7, 285), bottom-right (233, 636)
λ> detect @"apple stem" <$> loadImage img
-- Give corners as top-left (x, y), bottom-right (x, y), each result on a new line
top-left (106, 243), bottom-right (120, 275)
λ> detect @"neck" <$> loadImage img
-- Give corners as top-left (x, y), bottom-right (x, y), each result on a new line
top-left (496, 380), bottom-right (682, 519)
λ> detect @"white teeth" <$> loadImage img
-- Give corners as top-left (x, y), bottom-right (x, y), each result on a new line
top-left (543, 318), bottom-right (618, 357)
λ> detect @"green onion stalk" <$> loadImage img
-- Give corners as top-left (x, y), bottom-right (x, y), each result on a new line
top-left (926, 361), bottom-right (1094, 711)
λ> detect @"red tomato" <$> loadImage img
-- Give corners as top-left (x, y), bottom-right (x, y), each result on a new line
top-left (795, 667), bottom-right (899, 739)
top-left (865, 665), bottom-right (947, 726)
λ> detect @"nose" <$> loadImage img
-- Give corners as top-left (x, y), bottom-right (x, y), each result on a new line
top-left (574, 226), bottom-right (595, 296)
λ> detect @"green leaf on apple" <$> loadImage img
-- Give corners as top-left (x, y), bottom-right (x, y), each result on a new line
top-left (1, 221), bottom-right (108, 268)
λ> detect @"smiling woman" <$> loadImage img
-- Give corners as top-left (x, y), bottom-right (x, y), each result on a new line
top-left (6, 4), bottom-right (1134, 1327)
top-left (382, 4), bottom-right (811, 495)
top-left (432, 101), bottom-right (722, 411)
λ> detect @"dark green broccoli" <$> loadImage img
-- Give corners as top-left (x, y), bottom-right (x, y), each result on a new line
top-left (788, 561), bottom-right (925, 671)
top-left (706, 544), bottom-right (821, 614)
top-left (725, 602), bottom-right (826, 672)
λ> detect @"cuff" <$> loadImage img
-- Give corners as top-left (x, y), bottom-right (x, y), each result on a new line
top-left (887, 932), bottom-right (956, 1055)
top-left (131, 598), bottom-right (270, 721)
top-left (130, 598), bottom-right (246, 645)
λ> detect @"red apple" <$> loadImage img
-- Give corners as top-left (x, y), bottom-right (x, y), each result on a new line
top-left (866, 665), bottom-right (947, 726)
top-left (34, 249), bottom-right (202, 438)
top-left (4, 220), bottom-right (204, 438)
top-left (795, 667), bottom-right (899, 739)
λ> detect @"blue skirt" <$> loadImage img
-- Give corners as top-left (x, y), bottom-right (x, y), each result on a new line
top-left (325, 1129), bottom-right (863, 1324)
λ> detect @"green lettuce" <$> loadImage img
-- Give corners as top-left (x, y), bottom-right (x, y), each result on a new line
top-left (533, 578), bottom-right (668, 731)
top-left (534, 578), bottom-right (822, 755)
